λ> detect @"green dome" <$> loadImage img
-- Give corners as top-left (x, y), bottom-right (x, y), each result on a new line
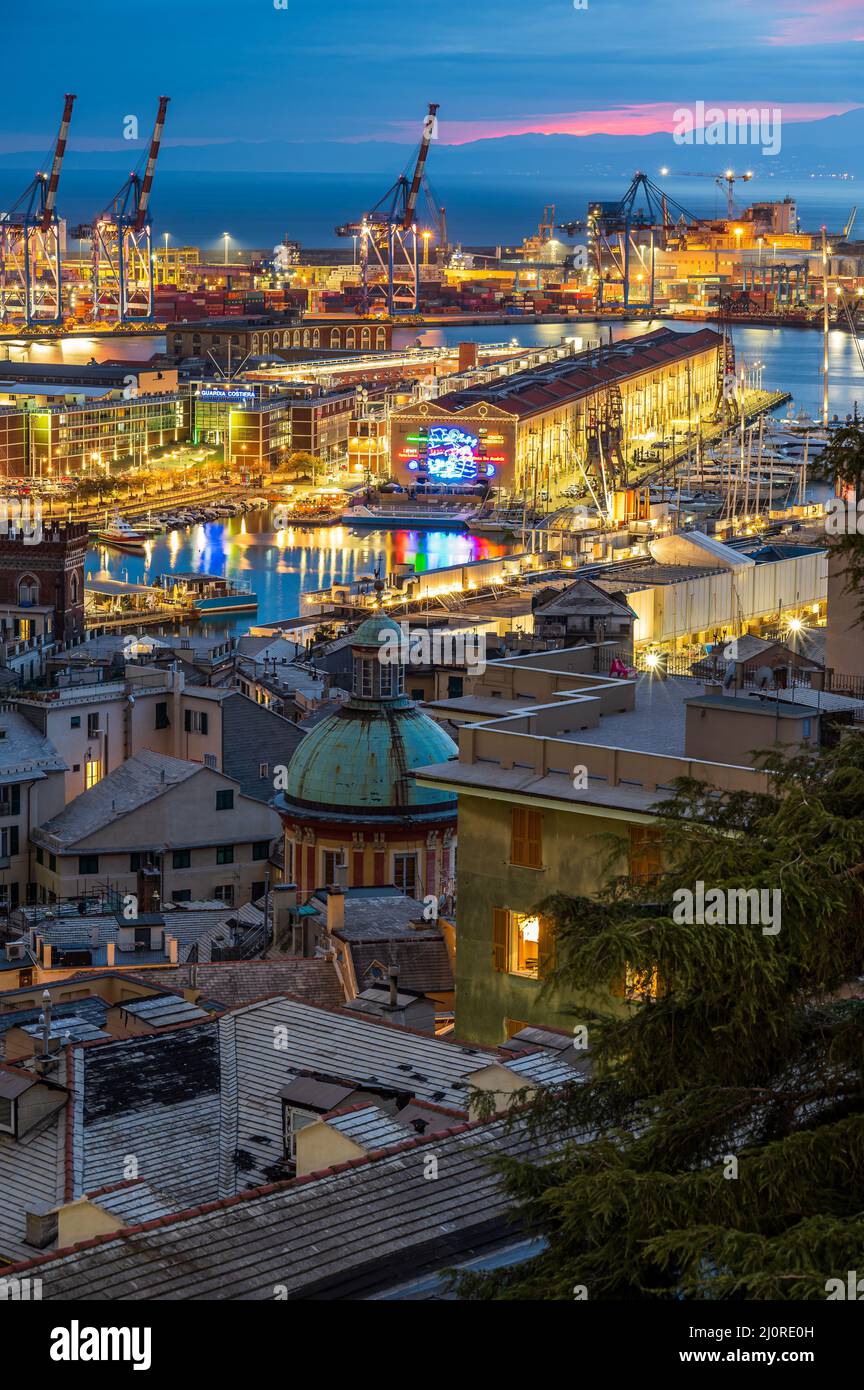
top-left (280, 703), bottom-right (457, 811)
top-left (352, 614), bottom-right (403, 648)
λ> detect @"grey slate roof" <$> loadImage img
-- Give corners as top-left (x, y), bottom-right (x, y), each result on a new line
top-left (323, 1103), bottom-right (412, 1151)
top-left (222, 996), bottom-right (493, 1192)
top-left (87, 1180), bottom-right (180, 1226)
top-left (32, 749), bottom-right (202, 850)
top-left (312, 888), bottom-right (428, 940)
top-left (64, 996), bottom-right (496, 1208)
top-left (349, 938), bottom-right (454, 994)
top-left (533, 578), bottom-right (636, 619)
top-left (119, 996), bottom-right (209, 1028)
top-left (221, 692), bottom-right (305, 802)
top-left (0, 997), bottom-right (111, 1053)
top-left (71, 1024), bottom-right (223, 1206)
top-left (0, 1060), bottom-right (67, 1261)
top-left (502, 1050), bottom-right (585, 1088)
top-left (0, 709), bottom-right (66, 780)
top-left (10, 1114), bottom-right (567, 1299)
top-left (132, 958), bottom-right (346, 1009)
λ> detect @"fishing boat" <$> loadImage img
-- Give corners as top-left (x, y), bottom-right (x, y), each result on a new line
top-left (95, 514), bottom-right (148, 552)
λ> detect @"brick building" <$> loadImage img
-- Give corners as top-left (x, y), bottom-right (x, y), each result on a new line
top-left (0, 523), bottom-right (88, 644)
top-left (170, 315), bottom-right (393, 364)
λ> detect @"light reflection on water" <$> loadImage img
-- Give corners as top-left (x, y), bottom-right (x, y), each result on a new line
top-left (85, 511), bottom-right (512, 635)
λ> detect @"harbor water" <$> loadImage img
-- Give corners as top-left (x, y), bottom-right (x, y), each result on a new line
top-left (85, 515), bottom-right (512, 636)
top-left (74, 315), bottom-right (863, 634)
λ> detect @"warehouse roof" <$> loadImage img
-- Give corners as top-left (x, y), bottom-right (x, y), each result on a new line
top-left (432, 328), bottom-right (721, 421)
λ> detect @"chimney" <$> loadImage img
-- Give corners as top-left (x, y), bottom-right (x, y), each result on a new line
top-left (326, 888), bottom-right (344, 938)
top-left (41, 989), bottom-right (51, 1057)
top-left (24, 1200), bottom-right (58, 1250)
top-left (388, 965), bottom-right (399, 1008)
top-left (105, 942), bottom-right (115, 966)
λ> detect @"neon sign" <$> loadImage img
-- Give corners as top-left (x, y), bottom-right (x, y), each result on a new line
top-left (405, 425), bottom-right (497, 481)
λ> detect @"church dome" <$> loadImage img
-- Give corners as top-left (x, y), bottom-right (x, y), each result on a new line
top-left (277, 614), bottom-right (457, 814)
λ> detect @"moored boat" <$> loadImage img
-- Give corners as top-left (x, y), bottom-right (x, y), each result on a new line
top-left (95, 514), bottom-right (148, 552)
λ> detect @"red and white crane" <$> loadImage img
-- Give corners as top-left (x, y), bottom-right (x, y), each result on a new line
top-left (0, 94), bottom-right (76, 326)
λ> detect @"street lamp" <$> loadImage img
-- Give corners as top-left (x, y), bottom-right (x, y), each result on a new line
top-left (223, 232), bottom-right (230, 267)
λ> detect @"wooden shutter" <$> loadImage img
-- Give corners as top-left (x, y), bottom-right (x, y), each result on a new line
top-left (492, 908), bottom-right (509, 972)
top-left (537, 912), bottom-right (556, 980)
top-left (610, 968), bottom-right (627, 998)
top-left (526, 810), bottom-right (543, 869)
top-left (512, 807), bottom-right (543, 868)
top-left (629, 825), bottom-right (662, 885)
top-left (511, 808), bottom-right (527, 866)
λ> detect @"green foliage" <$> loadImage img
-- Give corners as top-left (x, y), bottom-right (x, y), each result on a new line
top-left (460, 735), bottom-right (864, 1300)
top-left (816, 423), bottom-right (864, 613)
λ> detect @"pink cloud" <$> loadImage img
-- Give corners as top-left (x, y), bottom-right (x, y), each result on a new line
top-left (763, 0), bottom-right (864, 46)
top-left (377, 102), bottom-right (861, 146)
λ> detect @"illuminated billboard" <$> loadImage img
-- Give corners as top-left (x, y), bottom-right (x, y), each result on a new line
top-left (402, 425), bottom-right (506, 483)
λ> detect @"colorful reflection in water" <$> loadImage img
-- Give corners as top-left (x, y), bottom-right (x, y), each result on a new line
top-left (85, 510), bottom-right (513, 634)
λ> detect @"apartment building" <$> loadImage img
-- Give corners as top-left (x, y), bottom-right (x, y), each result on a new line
top-left (416, 644), bottom-right (820, 1044)
top-left (0, 707), bottom-right (66, 912)
top-left (30, 749), bottom-right (280, 907)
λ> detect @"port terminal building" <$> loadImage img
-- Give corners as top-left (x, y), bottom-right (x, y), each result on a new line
top-left (388, 327), bottom-right (723, 502)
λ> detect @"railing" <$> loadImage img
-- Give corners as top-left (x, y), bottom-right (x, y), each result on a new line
top-left (632, 651), bottom-right (864, 705)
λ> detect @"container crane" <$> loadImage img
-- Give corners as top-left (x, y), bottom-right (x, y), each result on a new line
top-left (90, 96), bottom-right (169, 323)
top-left (590, 172), bottom-right (698, 308)
top-left (658, 167), bottom-right (753, 219)
top-left (335, 103), bottom-right (440, 315)
top-left (0, 94), bottom-right (76, 326)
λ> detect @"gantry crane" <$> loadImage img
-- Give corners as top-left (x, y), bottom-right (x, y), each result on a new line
top-left (89, 96), bottom-right (170, 323)
top-left (589, 172), bottom-right (697, 309)
top-left (0, 94), bottom-right (76, 326)
top-left (658, 167), bottom-right (753, 220)
top-left (335, 103), bottom-right (440, 315)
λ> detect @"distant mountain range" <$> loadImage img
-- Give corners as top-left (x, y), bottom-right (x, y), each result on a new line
top-left (0, 107), bottom-right (861, 180)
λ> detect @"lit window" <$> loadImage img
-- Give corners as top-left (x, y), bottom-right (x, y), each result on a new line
top-left (624, 964), bottom-right (660, 1002)
top-left (85, 759), bottom-right (102, 789)
top-left (492, 908), bottom-right (554, 981)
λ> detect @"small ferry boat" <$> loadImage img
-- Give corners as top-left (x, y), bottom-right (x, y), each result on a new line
top-left (95, 514), bottom-right (148, 552)
top-left (158, 572), bottom-right (258, 614)
top-left (341, 503), bottom-right (475, 530)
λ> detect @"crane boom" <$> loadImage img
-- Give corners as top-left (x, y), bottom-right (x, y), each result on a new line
top-left (842, 206), bottom-right (858, 241)
top-left (402, 103), bottom-right (439, 230)
top-left (41, 93), bottom-right (76, 231)
top-left (134, 96), bottom-right (170, 231)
